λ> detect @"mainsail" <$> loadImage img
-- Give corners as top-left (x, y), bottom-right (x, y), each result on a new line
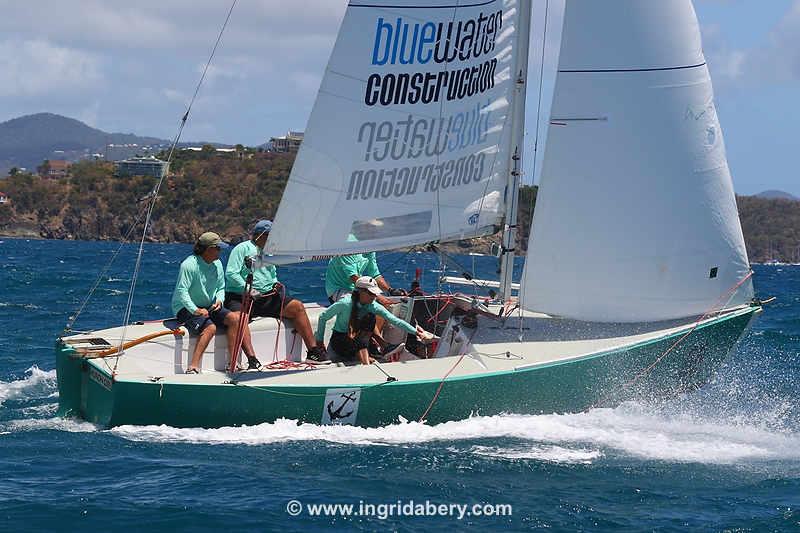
top-left (522, 0), bottom-right (753, 323)
top-left (268, 0), bottom-right (525, 260)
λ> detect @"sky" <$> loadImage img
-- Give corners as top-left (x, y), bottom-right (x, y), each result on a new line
top-left (0, 0), bottom-right (798, 195)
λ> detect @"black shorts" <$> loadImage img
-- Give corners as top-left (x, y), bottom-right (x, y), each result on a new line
top-left (176, 306), bottom-right (231, 336)
top-left (329, 313), bottom-right (377, 362)
top-left (225, 290), bottom-right (297, 319)
top-left (329, 331), bottom-right (370, 362)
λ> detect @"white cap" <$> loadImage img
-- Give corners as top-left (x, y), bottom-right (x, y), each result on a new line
top-left (355, 276), bottom-right (382, 295)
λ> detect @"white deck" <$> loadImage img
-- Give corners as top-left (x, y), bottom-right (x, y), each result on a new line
top-left (63, 298), bottom-right (754, 388)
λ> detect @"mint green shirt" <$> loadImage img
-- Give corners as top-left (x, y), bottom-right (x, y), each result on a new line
top-left (315, 294), bottom-right (416, 342)
top-left (225, 240), bottom-right (278, 294)
top-left (171, 255), bottom-right (226, 315)
top-left (325, 252), bottom-right (381, 297)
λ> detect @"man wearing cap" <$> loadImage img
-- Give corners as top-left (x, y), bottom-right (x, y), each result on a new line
top-left (325, 250), bottom-right (406, 305)
top-left (171, 231), bottom-right (244, 374)
top-left (315, 276), bottom-right (430, 365)
top-left (225, 220), bottom-right (327, 365)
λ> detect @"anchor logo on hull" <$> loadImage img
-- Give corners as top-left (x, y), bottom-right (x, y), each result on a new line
top-left (322, 388), bottom-right (361, 425)
top-left (327, 392), bottom-right (357, 421)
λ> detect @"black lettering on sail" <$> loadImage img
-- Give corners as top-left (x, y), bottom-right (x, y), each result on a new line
top-left (459, 20), bottom-right (476, 61)
top-left (395, 167), bottom-right (410, 197)
top-left (424, 117), bottom-right (451, 158)
top-left (380, 168), bottom-right (397, 198)
top-left (358, 122), bottom-right (376, 162)
top-left (373, 121), bottom-right (392, 162)
top-left (441, 159), bottom-right (455, 189)
top-left (347, 171), bottom-right (363, 200)
top-left (361, 170), bottom-right (377, 200)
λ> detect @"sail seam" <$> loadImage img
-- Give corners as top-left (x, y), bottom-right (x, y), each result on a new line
top-left (559, 61), bottom-right (707, 74)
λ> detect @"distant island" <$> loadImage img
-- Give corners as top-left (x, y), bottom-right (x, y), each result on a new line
top-left (1, 149), bottom-right (798, 263)
top-left (0, 113), bottom-right (232, 177)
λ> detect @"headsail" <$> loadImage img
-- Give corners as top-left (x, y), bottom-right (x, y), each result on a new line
top-left (268, 0), bottom-right (524, 260)
top-left (521, 0), bottom-right (753, 323)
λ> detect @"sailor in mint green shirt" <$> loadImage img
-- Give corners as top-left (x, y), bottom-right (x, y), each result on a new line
top-left (171, 231), bottom-right (242, 374)
top-left (315, 276), bottom-right (427, 365)
top-left (225, 239), bottom-right (278, 296)
top-left (223, 219), bottom-right (326, 364)
top-left (171, 253), bottom-right (226, 316)
top-left (325, 251), bottom-right (405, 304)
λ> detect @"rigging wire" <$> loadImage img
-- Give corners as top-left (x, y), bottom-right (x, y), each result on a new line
top-left (114, 0), bottom-right (239, 362)
top-left (62, 201), bottom-right (150, 336)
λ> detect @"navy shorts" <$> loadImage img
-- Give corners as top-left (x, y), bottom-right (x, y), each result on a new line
top-left (176, 306), bottom-right (232, 336)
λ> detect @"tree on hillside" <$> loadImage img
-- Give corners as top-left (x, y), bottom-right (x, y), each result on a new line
top-left (37, 160), bottom-right (51, 177)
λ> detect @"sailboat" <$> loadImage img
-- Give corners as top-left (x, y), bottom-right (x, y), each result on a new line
top-left (56, 0), bottom-right (760, 428)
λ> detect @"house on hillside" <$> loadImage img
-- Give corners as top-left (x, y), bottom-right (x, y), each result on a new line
top-left (268, 131), bottom-right (303, 153)
top-left (115, 156), bottom-right (170, 178)
top-left (43, 160), bottom-right (72, 179)
top-left (0, 192), bottom-right (10, 205)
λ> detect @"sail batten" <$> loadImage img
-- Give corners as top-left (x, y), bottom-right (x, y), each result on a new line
top-left (268, 0), bottom-right (523, 258)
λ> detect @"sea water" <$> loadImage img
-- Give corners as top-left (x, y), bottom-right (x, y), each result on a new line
top-left (0, 239), bottom-right (798, 531)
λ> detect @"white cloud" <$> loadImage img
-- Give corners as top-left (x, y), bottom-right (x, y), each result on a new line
top-left (0, 40), bottom-right (103, 97)
top-left (702, 1), bottom-right (800, 86)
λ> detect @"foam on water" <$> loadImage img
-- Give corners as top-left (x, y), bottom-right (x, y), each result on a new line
top-left (0, 367), bottom-right (57, 406)
top-left (468, 444), bottom-right (602, 464)
top-left (110, 404), bottom-right (800, 466)
top-left (1, 416), bottom-right (99, 435)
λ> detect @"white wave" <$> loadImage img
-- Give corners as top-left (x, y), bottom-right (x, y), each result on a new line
top-left (469, 444), bottom-right (602, 464)
top-left (110, 405), bottom-right (800, 466)
top-left (3, 416), bottom-right (99, 433)
top-left (0, 367), bottom-right (57, 406)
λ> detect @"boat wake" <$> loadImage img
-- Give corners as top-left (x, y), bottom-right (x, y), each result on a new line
top-left (109, 403), bottom-right (800, 467)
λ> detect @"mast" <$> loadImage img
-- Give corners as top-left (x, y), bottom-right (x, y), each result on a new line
top-left (498, 0), bottom-right (533, 301)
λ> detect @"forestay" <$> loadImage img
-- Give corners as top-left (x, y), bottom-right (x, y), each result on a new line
top-left (268, 0), bottom-right (523, 260)
top-left (522, 0), bottom-right (753, 323)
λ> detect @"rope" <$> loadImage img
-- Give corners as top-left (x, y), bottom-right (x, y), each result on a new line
top-left (585, 271), bottom-right (754, 411)
top-left (418, 328), bottom-right (479, 422)
top-left (114, 0), bottom-right (238, 364)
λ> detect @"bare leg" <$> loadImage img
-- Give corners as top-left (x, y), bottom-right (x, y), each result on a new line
top-left (241, 323), bottom-right (256, 358)
top-left (224, 312), bottom-right (243, 366)
top-left (282, 300), bottom-right (317, 350)
top-left (357, 347), bottom-right (371, 366)
top-left (189, 324), bottom-right (216, 371)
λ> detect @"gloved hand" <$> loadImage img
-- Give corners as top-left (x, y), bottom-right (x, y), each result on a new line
top-left (388, 287), bottom-right (408, 296)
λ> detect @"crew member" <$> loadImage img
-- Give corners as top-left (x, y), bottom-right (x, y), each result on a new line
top-left (171, 231), bottom-right (243, 374)
top-left (225, 219), bottom-right (328, 365)
top-left (315, 276), bottom-right (430, 365)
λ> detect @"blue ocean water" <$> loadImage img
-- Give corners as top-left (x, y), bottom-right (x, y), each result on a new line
top-left (0, 238), bottom-right (798, 531)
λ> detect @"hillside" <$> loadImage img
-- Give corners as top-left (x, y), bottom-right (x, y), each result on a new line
top-left (0, 113), bottom-right (168, 173)
top-left (0, 153), bottom-right (797, 263)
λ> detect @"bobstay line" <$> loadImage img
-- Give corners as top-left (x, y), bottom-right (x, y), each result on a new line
top-left (365, 59), bottom-right (497, 107)
top-left (346, 152), bottom-right (487, 201)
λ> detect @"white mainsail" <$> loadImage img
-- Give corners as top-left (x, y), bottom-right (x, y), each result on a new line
top-left (268, 0), bottom-right (525, 260)
top-left (521, 0), bottom-right (753, 323)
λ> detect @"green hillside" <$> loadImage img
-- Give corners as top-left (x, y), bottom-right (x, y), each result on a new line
top-left (0, 152), bottom-right (797, 263)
